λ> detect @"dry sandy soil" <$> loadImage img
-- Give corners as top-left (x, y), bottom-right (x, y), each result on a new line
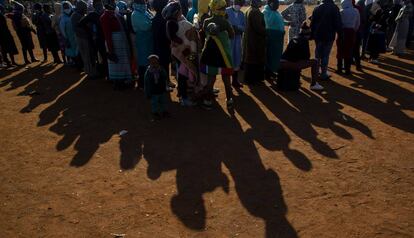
top-left (1, 6), bottom-right (414, 238)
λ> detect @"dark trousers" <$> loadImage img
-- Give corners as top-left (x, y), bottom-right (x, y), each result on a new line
top-left (244, 63), bottom-right (264, 85)
top-left (138, 66), bottom-right (147, 89)
top-left (177, 74), bottom-right (188, 99)
top-left (353, 33), bottom-right (362, 68)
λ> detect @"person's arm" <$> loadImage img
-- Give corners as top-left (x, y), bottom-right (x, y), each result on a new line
top-left (100, 15), bottom-right (114, 53)
top-left (224, 18), bottom-right (235, 38)
top-left (281, 4), bottom-right (292, 20)
top-left (354, 10), bottom-right (360, 31)
top-left (166, 20), bottom-right (182, 44)
top-left (251, 9), bottom-right (266, 36)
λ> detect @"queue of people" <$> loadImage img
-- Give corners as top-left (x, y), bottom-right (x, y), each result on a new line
top-left (0, 0), bottom-right (413, 118)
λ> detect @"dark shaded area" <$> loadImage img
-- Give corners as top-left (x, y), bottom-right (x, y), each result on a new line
top-left (1, 50), bottom-right (413, 237)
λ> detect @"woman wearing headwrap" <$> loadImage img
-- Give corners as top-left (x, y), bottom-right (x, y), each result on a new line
top-left (353, 0), bottom-right (365, 71)
top-left (243, 0), bottom-right (266, 85)
top-left (263, 0), bottom-right (285, 78)
top-left (389, 0), bottom-right (413, 55)
top-left (226, 0), bottom-right (245, 88)
top-left (8, 1), bottom-right (38, 64)
top-left (131, 0), bottom-right (154, 89)
top-left (52, 3), bottom-right (67, 64)
top-left (79, 0), bottom-right (108, 76)
top-left (100, 0), bottom-right (133, 89)
top-left (164, 1), bottom-right (199, 106)
top-left (0, 4), bottom-right (19, 66)
top-left (32, 3), bottom-right (49, 61)
top-left (43, 4), bottom-right (63, 63)
top-left (281, 0), bottom-right (307, 42)
top-left (200, 0), bottom-right (235, 108)
top-left (60, 1), bottom-right (78, 65)
top-left (336, 0), bottom-right (360, 74)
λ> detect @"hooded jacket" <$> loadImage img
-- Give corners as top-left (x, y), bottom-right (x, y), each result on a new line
top-left (310, 0), bottom-right (342, 42)
top-left (340, 0), bottom-right (360, 30)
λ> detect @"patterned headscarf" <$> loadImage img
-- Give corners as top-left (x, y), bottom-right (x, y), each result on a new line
top-left (162, 0), bottom-right (181, 19)
top-left (209, 0), bottom-right (226, 16)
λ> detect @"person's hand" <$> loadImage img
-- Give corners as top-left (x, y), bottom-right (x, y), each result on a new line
top-left (107, 52), bottom-right (118, 63)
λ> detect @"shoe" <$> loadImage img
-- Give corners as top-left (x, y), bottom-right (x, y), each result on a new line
top-left (168, 81), bottom-right (176, 88)
top-left (166, 86), bottom-right (174, 92)
top-left (232, 80), bottom-right (243, 88)
top-left (319, 73), bottom-right (331, 81)
top-left (213, 88), bottom-right (220, 95)
top-left (370, 59), bottom-right (379, 64)
top-left (226, 98), bottom-right (234, 107)
top-left (310, 82), bottom-right (324, 91)
top-left (183, 99), bottom-right (196, 107)
top-left (31, 58), bottom-right (39, 62)
top-left (202, 100), bottom-right (213, 110)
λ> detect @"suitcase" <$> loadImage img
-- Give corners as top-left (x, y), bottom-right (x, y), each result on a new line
top-left (276, 69), bottom-right (301, 91)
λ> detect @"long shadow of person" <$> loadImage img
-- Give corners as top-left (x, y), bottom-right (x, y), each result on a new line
top-left (137, 94), bottom-right (299, 237)
top-left (248, 85), bottom-right (338, 159)
top-left (317, 76), bottom-right (414, 134)
top-left (38, 78), bottom-right (146, 167)
top-left (19, 65), bottom-right (83, 113)
top-left (0, 63), bottom-right (55, 91)
top-left (271, 80), bottom-right (374, 140)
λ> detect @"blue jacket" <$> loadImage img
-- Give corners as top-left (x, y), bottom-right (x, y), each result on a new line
top-left (132, 4), bottom-right (154, 66)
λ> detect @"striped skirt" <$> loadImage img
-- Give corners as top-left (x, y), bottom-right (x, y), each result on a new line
top-left (108, 32), bottom-right (132, 81)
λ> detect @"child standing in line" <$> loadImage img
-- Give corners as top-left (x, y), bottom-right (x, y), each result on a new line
top-left (144, 55), bottom-right (169, 120)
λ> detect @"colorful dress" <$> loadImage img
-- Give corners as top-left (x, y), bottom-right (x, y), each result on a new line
top-left (226, 6), bottom-right (245, 71)
top-left (200, 15), bottom-right (234, 76)
top-left (281, 3), bottom-right (306, 43)
top-left (263, 5), bottom-right (285, 73)
top-left (100, 9), bottom-right (132, 82)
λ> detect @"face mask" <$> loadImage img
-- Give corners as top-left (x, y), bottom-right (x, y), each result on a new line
top-left (64, 9), bottom-right (72, 14)
top-left (233, 5), bottom-right (241, 11)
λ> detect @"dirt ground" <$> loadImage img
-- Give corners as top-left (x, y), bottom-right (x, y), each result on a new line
top-left (1, 6), bottom-right (414, 238)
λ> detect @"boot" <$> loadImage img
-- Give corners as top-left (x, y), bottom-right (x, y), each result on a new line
top-left (232, 71), bottom-right (243, 88)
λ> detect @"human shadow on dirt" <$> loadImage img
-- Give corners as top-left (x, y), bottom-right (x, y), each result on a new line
top-left (127, 97), bottom-right (301, 237)
top-left (318, 73), bottom-right (414, 133)
top-left (0, 63), bottom-right (54, 91)
top-left (248, 84), bottom-right (340, 158)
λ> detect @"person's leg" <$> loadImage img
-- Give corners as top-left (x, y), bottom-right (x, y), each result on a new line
top-left (9, 54), bottom-right (17, 65)
top-left (22, 49), bottom-right (29, 64)
top-left (337, 58), bottom-right (343, 73)
top-left (232, 70), bottom-right (242, 88)
top-left (138, 66), bottom-right (147, 89)
top-left (314, 41), bottom-right (322, 75)
top-left (354, 33), bottom-right (362, 70)
top-left (344, 58), bottom-right (352, 74)
top-left (151, 95), bottom-right (159, 115)
top-left (177, 73), bottom-right (188, 101)
top-left (42, 48), bottom-right (48, 62)
top-left (1, 49), bottom-right (11, 66)
top-left (52, 50), bottom-right (62, 63)
top-left (222, 74), bottom-right (233, 101)
top-left (29, 49), bottom-right (38, 62)
top-left (320, 41), bottom-right (334, 79)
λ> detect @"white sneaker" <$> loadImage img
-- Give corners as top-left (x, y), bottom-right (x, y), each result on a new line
top-left (213, 88), bottom-right (220, 94)
top-left (310, 82), bottom-right (324, 91)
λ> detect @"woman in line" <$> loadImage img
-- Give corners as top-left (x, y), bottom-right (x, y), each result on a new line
top-left (226, 0), bottom-right (245, 88)
top-left (200, 0), bottom-right (235, 108)
top-left (336, 0), bottom-right (360, 74)
top-left (8, 1), bottom-right (38, 64)
top-left (243, 0), bottom-right (266, 85)
top-left (100, 0), bottom-right (133, 89)
top-left (43, 4), bottom-right (62, 63)
top-left (0, 4), bottom-right (19, 66)
top-left (52, 3), bottom-right (67, 64)
top-left (389, 0), bottom-right (413, 55)
top-left (263, 0), bottom-right (285, 80)
top-left (280, 23), bottom-right (324, 90)
top-left (32, 3), bottom-right (49, 62)
top-left (281, 0), bottom-right (306, 43)
top-left (60, 1), bottom-right (78, 66)
top-left (131, 0), bottom-right (154, 89)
